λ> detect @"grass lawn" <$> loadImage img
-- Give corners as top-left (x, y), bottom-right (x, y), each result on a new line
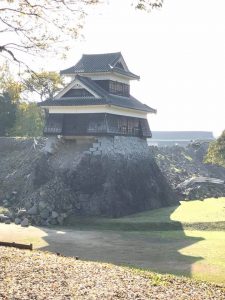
top-left (65, 197), bottom-right (225, 231)
top-left (0, 198), bottom-right (225, 285)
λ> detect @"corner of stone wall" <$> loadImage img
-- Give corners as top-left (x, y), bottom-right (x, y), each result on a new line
top-left (41, 136), bottom-right (63, 154)
top-left (92, 136), bottom-right (150, 158)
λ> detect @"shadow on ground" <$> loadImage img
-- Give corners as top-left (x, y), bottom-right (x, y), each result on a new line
top-left (39, 206), bottom-right (204, 278)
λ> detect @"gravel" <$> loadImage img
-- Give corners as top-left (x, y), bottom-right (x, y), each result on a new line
top-left (0, 247), bottom-right (224, 300)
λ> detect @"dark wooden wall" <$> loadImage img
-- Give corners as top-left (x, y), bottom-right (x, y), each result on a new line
top-left (44, 113), bottom-right (152, 138)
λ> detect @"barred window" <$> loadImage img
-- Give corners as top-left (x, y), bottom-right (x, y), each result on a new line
top-left (109, 81), bottom-right (130, 96)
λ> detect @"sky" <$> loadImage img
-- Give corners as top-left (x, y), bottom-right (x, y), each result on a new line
top-left (18, 0), bottom-right (225, 136)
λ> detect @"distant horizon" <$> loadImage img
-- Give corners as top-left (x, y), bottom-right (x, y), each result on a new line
top-left (151, 130), bottom-right (215, 138)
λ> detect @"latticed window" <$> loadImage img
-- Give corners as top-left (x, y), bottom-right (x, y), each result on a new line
top-left (127, 119), bottom-right (139, 135)
top-left (109, 81), bottom-right (130, 96)
top-left (117, 117), bottom-right (127, 134)
top-left (44, 113), bottom-right (151, 138)
top-left (44, 114), bottom-right (63, 134)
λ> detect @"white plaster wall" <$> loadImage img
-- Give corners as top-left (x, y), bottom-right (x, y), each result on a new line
top-left (47, 105), bottom-right (148, 119)
top-left (63, 72), bottom-right (131, 84)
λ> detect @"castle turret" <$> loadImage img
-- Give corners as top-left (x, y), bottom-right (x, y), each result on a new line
top-left (40, 52), bottom-right (156, 138)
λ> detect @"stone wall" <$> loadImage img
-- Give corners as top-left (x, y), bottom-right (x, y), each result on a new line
top-left (0, 136), bottom-right (178, 225)
top-left (151, 142), bottom-right (225, 199)
top-left (86, 136), bottom-right (150, 157)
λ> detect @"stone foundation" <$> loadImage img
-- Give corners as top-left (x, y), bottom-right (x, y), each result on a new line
top-left (0, 136), bottom-right (178, 225)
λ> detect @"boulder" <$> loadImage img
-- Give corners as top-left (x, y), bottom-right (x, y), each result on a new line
top-left (57, 215), bottom-right (65, 225)
top-left (14, 218), bottom-right (21, 225)
top-left (49, 218), bottom-right (58, 225)
top-left (27, 205), bottom-right (38, 215)
top-left (51, 211), bottom-right (59, 218)
top-left (40, 208), bottom-right (50, 219)
top-left (38, 201), bottom-right (47, 210)
top-left (21, 218), bottom-right (29, 227)
top-left (3, 200), bottom-right (9, 207)
top-left (0, 214), bottom-right (7, 222)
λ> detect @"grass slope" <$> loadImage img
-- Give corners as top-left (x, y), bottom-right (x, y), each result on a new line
top-left (1, 198), bottom-right (225, 285)
top-left (65, 197), bottom-right (225, 283)
top-left (66, 197), bottom-right (225, 231)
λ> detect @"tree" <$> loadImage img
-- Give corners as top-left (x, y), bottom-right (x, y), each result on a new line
top-left (10, 102), bottom-right (44, 137)
top-left (24, 71), bottom-right (65, 101)
top-left (0, 64), bottom-right (24, 101)
top-left (0, 65), bottom-right (64, 101)
top-left (0, 0), bottom-right (163, 68)
top-left (0, 93), bottom-right (17, 136)
top-left (204, 131), bottom-right (225, 168)
top-left (0, 67), bottom-right (58, 136)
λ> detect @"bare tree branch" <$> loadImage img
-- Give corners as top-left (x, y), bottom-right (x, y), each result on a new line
top-left (0, 0), bottom-right (163, 72)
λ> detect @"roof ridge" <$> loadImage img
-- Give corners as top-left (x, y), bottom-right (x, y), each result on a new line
top-left (82, 52), bottom-right (121, 57)
top-left (76, 75), bottom-right (109, 98)
top-left (60, 52), bottom-right (141, 78)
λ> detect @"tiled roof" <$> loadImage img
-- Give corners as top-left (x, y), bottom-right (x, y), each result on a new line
top-left (40, 75), bottom-right (156, 113)
top-left (60, 52), bottom-right (139, 79)
top-left (77, 75), bottom-right (108, 97)
top-left (111, 67), bottom-right (139, 79)
top-left (107, 94), bottom-right (155, 113)
top-left (73, 52), bottom-right (121, 72)
top-left (41, 97), bottom-right (107, 106)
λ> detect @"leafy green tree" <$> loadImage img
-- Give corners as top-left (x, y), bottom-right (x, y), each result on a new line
top-left (24, 71), bottom-right (65, 101)
top-left (0, 66), bottom-right (45, 137)
top-left (204, 131), bottom-right (225, 168)
top-left (10, 102), bottom-right (44, 137)
top-left (0, 65), bottom-right (63, 101)
top-left (0, 93), bottom-right (17, 136)
top-left (0, 64), bottom-right (24, 101)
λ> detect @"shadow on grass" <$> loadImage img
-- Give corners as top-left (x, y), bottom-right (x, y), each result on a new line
top-left (39, 205), bottom-right (204, 279)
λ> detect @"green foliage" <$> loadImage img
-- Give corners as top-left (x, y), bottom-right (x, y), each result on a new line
top-left (0, 68), bottom-right (63, 137)
top-left (0, 93), bottom-right (17, 136)
top-left (10, 102), bottom-right (44, 137)
top-left (204, 131), bottom-right (225, 168)
top-left (0, 64), bottom-right (24, 102)
top-left (24, 71), bottom-right (65, 101)
top-left (66, 198), bottom-right (225, 231)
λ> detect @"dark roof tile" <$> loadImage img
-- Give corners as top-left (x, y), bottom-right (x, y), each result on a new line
top-left (107, 94), bottom-right (155, 113)
top-left (41, 75), bottom-right (156, 113)
top-left (60, 52), bottom-right (139, 79)
top-left (41, 98), bottom-right (106, 106)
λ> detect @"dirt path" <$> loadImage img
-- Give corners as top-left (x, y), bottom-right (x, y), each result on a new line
top-left (0, 223), bottom-right (199, 274)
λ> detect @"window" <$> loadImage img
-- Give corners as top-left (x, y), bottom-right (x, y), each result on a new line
top-left (109, 81), bottom-right (130, 96)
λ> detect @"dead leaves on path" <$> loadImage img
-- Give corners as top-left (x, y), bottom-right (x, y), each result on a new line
top-left (0, 247), bottom-right (224, 300)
